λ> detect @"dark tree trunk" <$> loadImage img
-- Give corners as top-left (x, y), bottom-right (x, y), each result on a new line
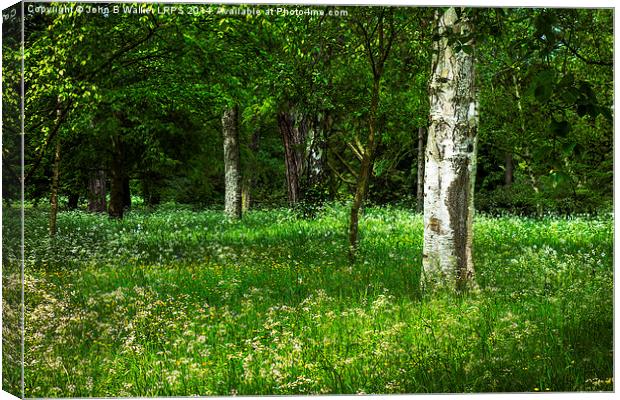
top-left (278, 110), bottom-right (308, 205)
top-left (416, 126), bottom-right (426, 213)
top-left (67, 193), bottom-right (79, 210)
top-left (223, 106), bottom-right (242, 219)
top-left (141, 174), bottom-right (161, 207)
top-left (49, 137), bottom-right (61, 236)
top-left (122, 176), bottom-right (131, 210)
top-left (88, 170), bottom-right (107, 212)
top-left (108, 136), bottom-right (125, 219)
top-left (242, 129), bottom-right (260, 212)
top-left (504, 152), bottom-right (514, 186)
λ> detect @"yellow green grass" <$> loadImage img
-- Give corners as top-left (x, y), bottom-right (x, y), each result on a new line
top-left (9, 204), bottom-right (613, 396)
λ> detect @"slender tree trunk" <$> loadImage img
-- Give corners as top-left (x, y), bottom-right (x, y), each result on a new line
top-left (278, 110), bottom-right (308, 205)
top-left (504, 152), bottom-right (513, 186)
top-left (49, 137), bottom-right (61, 236)
top-left (528, 171), bottom-right (543, 217)
top-left (423, 7), bottom-right (478, 291)
top-left (241, 181), bottom-right (251, 212)
top-left (141, 178), bottom-right (150, 207)
top-left (348, 11), bottom-right (395, 261)
top-left (513, 74), bottom-right (542, 215)
top-left (88, 170), bottom-right (107, 212)
top-left (141, 172), bottom-right (162, 207)
top-left (349, 76), bottom-right (381, 259)
top-left (242, 130), bottom-right (260, 212)
top-left (108, 136), bottom-right (125, 219)
top-left (223, 106), bottom-right (242, 219)
top-left (416, 126), bottom-right (426, 212)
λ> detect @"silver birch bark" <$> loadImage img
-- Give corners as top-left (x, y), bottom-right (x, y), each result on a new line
top-left (222, 106), bottom-right (242, 219)
top-left (88, 170), bottom-right (107, 212)
top-left (278, 109), bottom-right (308, 205)
top-left (306, 117), bottom-right (324, 187)
top-left (416, 126), bottom-right (426, 213)
top-left (423, 7), bottom-right (478, 290)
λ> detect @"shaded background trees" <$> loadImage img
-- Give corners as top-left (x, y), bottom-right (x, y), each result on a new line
top-left (6, 5), bottom-right (612, 222)
top-left (476, 8), bottom-right (613, 215)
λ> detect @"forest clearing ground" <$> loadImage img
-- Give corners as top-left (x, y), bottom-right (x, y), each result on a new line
top-left (8, 204), bottom-right (613, 396)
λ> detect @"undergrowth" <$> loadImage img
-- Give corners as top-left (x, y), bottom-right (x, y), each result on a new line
top-left (5, 204), bottom-right (612, 396)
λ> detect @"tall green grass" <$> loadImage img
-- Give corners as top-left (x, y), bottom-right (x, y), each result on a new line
top-left (12, 204), bottom-right (613, 396)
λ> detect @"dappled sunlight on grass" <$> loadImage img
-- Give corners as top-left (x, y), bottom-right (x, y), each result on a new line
top-left (11, 205), bottom-right (613, 396)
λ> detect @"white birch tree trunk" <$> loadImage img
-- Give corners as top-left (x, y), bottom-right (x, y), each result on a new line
top-left (222, 106), bottom-right (242, 219)
top-left (423, 7), bottom-right (478, 290)
top-left (416, 126), bottom-right (426, 213)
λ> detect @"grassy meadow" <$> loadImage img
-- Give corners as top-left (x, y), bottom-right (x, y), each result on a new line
top-left (10, 204), bottom-right (613, 396)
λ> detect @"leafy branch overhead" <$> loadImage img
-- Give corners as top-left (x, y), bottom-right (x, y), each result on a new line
top-left (6, 5), bottom-right (612, 220)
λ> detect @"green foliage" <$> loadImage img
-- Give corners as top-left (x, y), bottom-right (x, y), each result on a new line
top-left (2, 6), bottom-right (22, 204)
top-left (477, 8), bottom-right (612, 215)
top-left (2, 7), bottom-right (25, 395)
top-left (7, 6), bottom-right (614, 396)
top-left (12, 6), bottom-right (611, 215)
top-left (16, 205), bottom-right (612, 396)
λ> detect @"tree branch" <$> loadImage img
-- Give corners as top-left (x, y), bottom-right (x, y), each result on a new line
top-left (24, 98), bottom-right (74, 183)
top-left (356, 19), bottom-right (377, 78)
top-left (25, 24), bottom-right (163, 183)
top-left (332, 145), bottom-right (360, 177)
top-left (347, 139), bottom-right (365, 161)
top-left (559, 38), bottom-right (612, 67)
top-left (327, 160), bottom-right (357, 185)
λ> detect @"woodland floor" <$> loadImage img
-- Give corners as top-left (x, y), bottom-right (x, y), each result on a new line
top-left (3, 204), bottom-right (613, 396)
